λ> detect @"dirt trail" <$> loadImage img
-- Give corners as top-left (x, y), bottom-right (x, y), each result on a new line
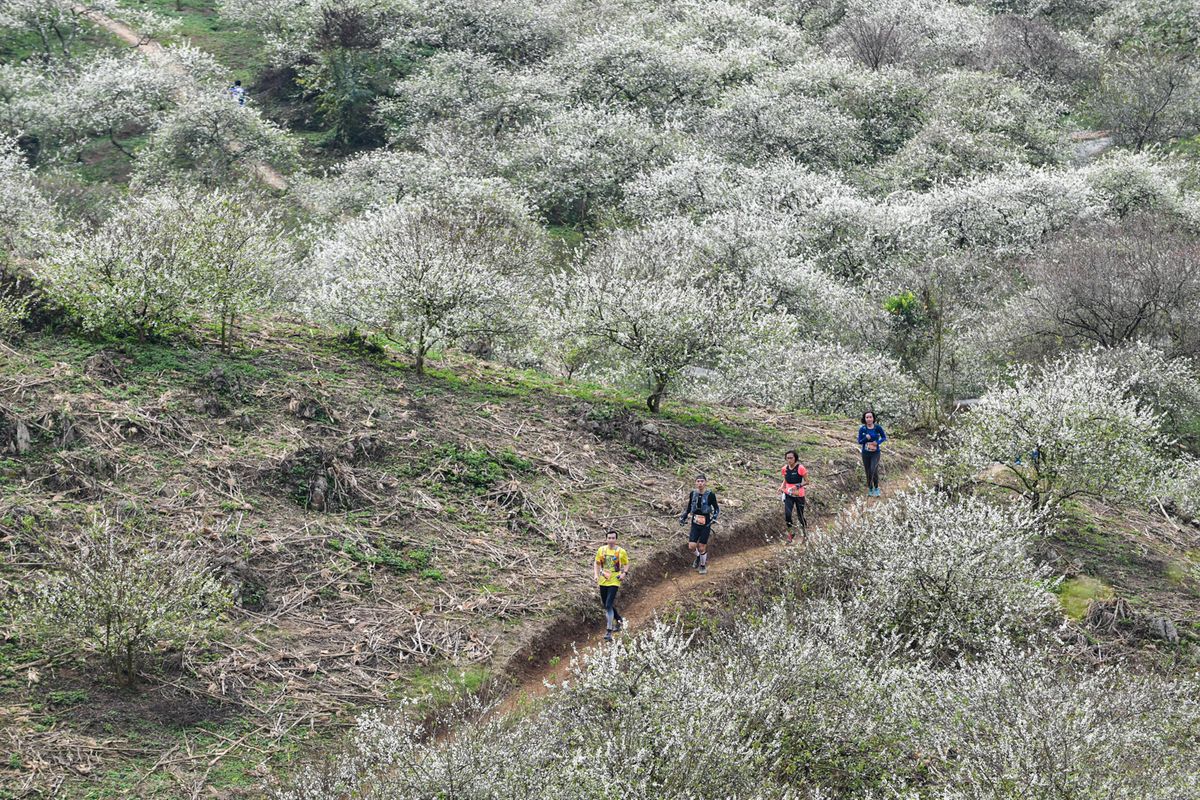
top-left (495, 470), bottom-right (918, 717)
top-left (73, 4), bottom-right (290, 191)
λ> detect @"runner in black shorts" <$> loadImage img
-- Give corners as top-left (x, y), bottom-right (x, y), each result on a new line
top-left (678, 473), bottom-right (719, 575)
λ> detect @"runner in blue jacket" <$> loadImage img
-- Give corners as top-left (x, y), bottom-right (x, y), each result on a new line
top-left (857, 411), bottom-right (887, 497)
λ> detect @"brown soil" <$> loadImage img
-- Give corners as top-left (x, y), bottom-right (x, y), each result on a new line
top-left (496, 467), bottom-right (916, 715)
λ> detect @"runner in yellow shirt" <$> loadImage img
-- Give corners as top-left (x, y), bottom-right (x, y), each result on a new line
top-left (593, 530), bottom-right (629, 642)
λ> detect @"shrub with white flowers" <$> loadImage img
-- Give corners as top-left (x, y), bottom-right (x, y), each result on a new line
top-left (12, 515), bottom-right (230, 686)
top-left (274, 495), bottom-right (1200, 799)
top-left (37, 187), bottom-right (289, 343)
top-left (718, 311), bottom-right (925, 423)
top-left (0, 0), bottom-right (118, 61)
top-left (502, 102), bottom-right (670, 224)
top-left (557, 218), bottom-right (765, 412)
top-left (303, 195), bottom-right (546, 373)
top-left (938, 349), bottom-right (1168, 512)
top-left (700, 79), bottom-right (867, 168)
top-left (134, 89), bottom-right (297, 187)
top-left (0, 132), bottom-right (55, 259)
top-left (795, 490), bottom-right (1060, 662)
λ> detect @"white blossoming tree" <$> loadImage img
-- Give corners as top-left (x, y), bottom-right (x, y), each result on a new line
top-left (304, 196), bottom-right (545, 373)
top-left (718, 311), bottom-right (925, 423)
top-left (134, 89), bottom-right (297, 187)
top-left (939, 350), bottom-right (1167, 512)
top-left (37, 187), bottom-right (288, 344)
top-left (0, 132), bottom-right (56, 336)
top-left (13, 515), bottom-right (230, 687)
top-left (558, 219), bottom-right (764, 412)
top-left (0, 0), bottom-right (117, 61)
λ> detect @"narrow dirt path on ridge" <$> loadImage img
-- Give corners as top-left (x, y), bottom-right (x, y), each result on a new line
top-left (495, 466), bottom-right (923, 717)
top-left (72, 4), bottom-right (290, 191)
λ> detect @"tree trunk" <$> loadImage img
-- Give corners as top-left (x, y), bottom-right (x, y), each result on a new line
top-left (646, 373), bottom-right (668, 413)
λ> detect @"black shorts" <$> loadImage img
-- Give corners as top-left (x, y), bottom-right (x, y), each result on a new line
top-left (688, 522), bottom-right (711, 544)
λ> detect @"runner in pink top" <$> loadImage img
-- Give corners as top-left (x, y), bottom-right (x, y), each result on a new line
top-left (779, 450), bottom-right (808, 544)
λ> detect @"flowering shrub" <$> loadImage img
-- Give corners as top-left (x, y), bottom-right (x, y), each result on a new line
top-left (556, 218), bottom-right (766, 412)
top-left (938, 349), bottom-right (1168, 512)
top-left (502, 103), bottom-right (670, 224)
top-left (302, 196), bottom-right (546, 373)
top-left (0, 132), bottom-right (55, 259)
top-left (700, 80), bottom-right (867, 168)
top-left (795, 490), bottom-right (1060, 661)
top-left (274, 494), bottom-right (1200, 799)
top-left (36, 187), bottom-right (288, 343)
top-left (134, 89), bottom-right (297, 187)
top-left (12, 515), bottom-right (230, 686)
top-left (718, 312), bottom-right (925, 423)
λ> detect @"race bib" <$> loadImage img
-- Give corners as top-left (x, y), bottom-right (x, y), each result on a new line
top-left (694, 514), bottom-right (707, 525)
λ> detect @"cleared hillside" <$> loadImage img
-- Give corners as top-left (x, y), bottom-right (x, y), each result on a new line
top-left (0, 325), bottom-right (907, 797)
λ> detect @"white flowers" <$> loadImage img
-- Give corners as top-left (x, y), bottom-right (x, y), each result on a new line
top-left (302, 195), bottom-right (546, 372)
top-left (274, 491), bottom-right (1200, 798)
top-left (36, 186), bottom-right (290, 345)
top-left (938, 349), bottom-right (1169, 512)
top-left (11, 514), bottom-right (230, 686)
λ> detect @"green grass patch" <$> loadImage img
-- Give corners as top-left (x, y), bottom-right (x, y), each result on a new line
top-left (427, 443), bottom-right (532, 490)
top-left (403, 663), bottom-right (490, 709)
top-left (123, 0), bottom-right (268, 79)
top-left (1056, 576), bottom-right (1115, 620)
top-left (326, 537), bottom-right (433, 576)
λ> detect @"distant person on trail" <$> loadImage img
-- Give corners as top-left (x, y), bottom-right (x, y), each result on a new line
top-left (779, 449), bottom-right (808, 544)
top-left (594, 530), bottom-right (629, 642)
top-left (858, 411), bottom-right (887, 497)
top-left (679, 473), bottom-right (719, 575)
top-left (227, 79), bottom-right (246, 106)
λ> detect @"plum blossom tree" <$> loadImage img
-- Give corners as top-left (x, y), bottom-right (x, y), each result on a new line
top-left (134, 89), bottom-right (297, 187)
top-left (13, 514), bottom-right (229, 687)
top-left (559, 220), bottom-right (764, 412)
top-left (378, 51), bottom-right (562, 148)
top-left (304, 196), bottom-right (545, 373)
top-left (939, 350), bottom-right (1167, 512)
top-left (717, 310), bottom-right (924, 422)
top-left (37, 187), bottom-right (287, 343)
top-left (0, 132), bottom-right (55, 260)
top-left (502, 103), bottom-right (669, 225)
top-left (0, 132), bottom-right (56, 336)
top-left (555, 30), bottom-right (723, 120)
top-left (0, 0), bottom-right (117, 62)
top-left (700, 80), bottom-right (866, 168)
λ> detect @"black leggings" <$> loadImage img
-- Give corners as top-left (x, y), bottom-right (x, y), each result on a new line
top-left (862, 449), bottom-right (881, 490)
top-left (599, 585), bottom-right (622, 630)
top-left (783, 494), bottom-right (806, 532)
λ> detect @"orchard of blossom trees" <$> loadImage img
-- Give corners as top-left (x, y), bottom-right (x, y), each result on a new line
top-left (4, 0), bottom-right (1200, 793)
top-left (1, 0), bottom-right (1199, 473)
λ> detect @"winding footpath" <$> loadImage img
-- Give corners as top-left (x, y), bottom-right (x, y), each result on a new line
top-left (496, 468), bottom-right (920, 717)
top-left (72, 3), bottom-right (289, 191)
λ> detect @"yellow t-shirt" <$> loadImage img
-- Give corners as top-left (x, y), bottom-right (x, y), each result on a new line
top-left (595, 545), bottom-right (629, 587)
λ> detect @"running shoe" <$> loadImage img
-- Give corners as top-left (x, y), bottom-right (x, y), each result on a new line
top-left (615, 618), bottom-right (624, 632)
top-left (698, 565), bottom-right (707, 575)
top-left (785, 532), bottom-right (794, 544)
top-left (692, 555), bottom-right (701, 569)
top-left (604, 631), bottom-right (613, 642)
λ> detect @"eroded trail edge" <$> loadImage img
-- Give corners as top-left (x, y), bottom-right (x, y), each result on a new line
top-left (494, 465), bottom-right (920, 716)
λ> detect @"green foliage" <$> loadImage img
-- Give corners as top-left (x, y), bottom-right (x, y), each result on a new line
top-left (1055, 576), bottom-right (1115, 619)
top-left (428, 443), bottom-right (532, 489)
top-left (326, 537), bottom-right (433, 576)
top-left (883, 290), bottom-right (921, 324)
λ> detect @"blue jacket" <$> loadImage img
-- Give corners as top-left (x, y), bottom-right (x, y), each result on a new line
top-left (858, 424), bottom-right (887, 453)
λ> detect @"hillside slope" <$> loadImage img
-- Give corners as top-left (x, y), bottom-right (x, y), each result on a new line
top-left (0, 325), bottom-right (905, 798)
